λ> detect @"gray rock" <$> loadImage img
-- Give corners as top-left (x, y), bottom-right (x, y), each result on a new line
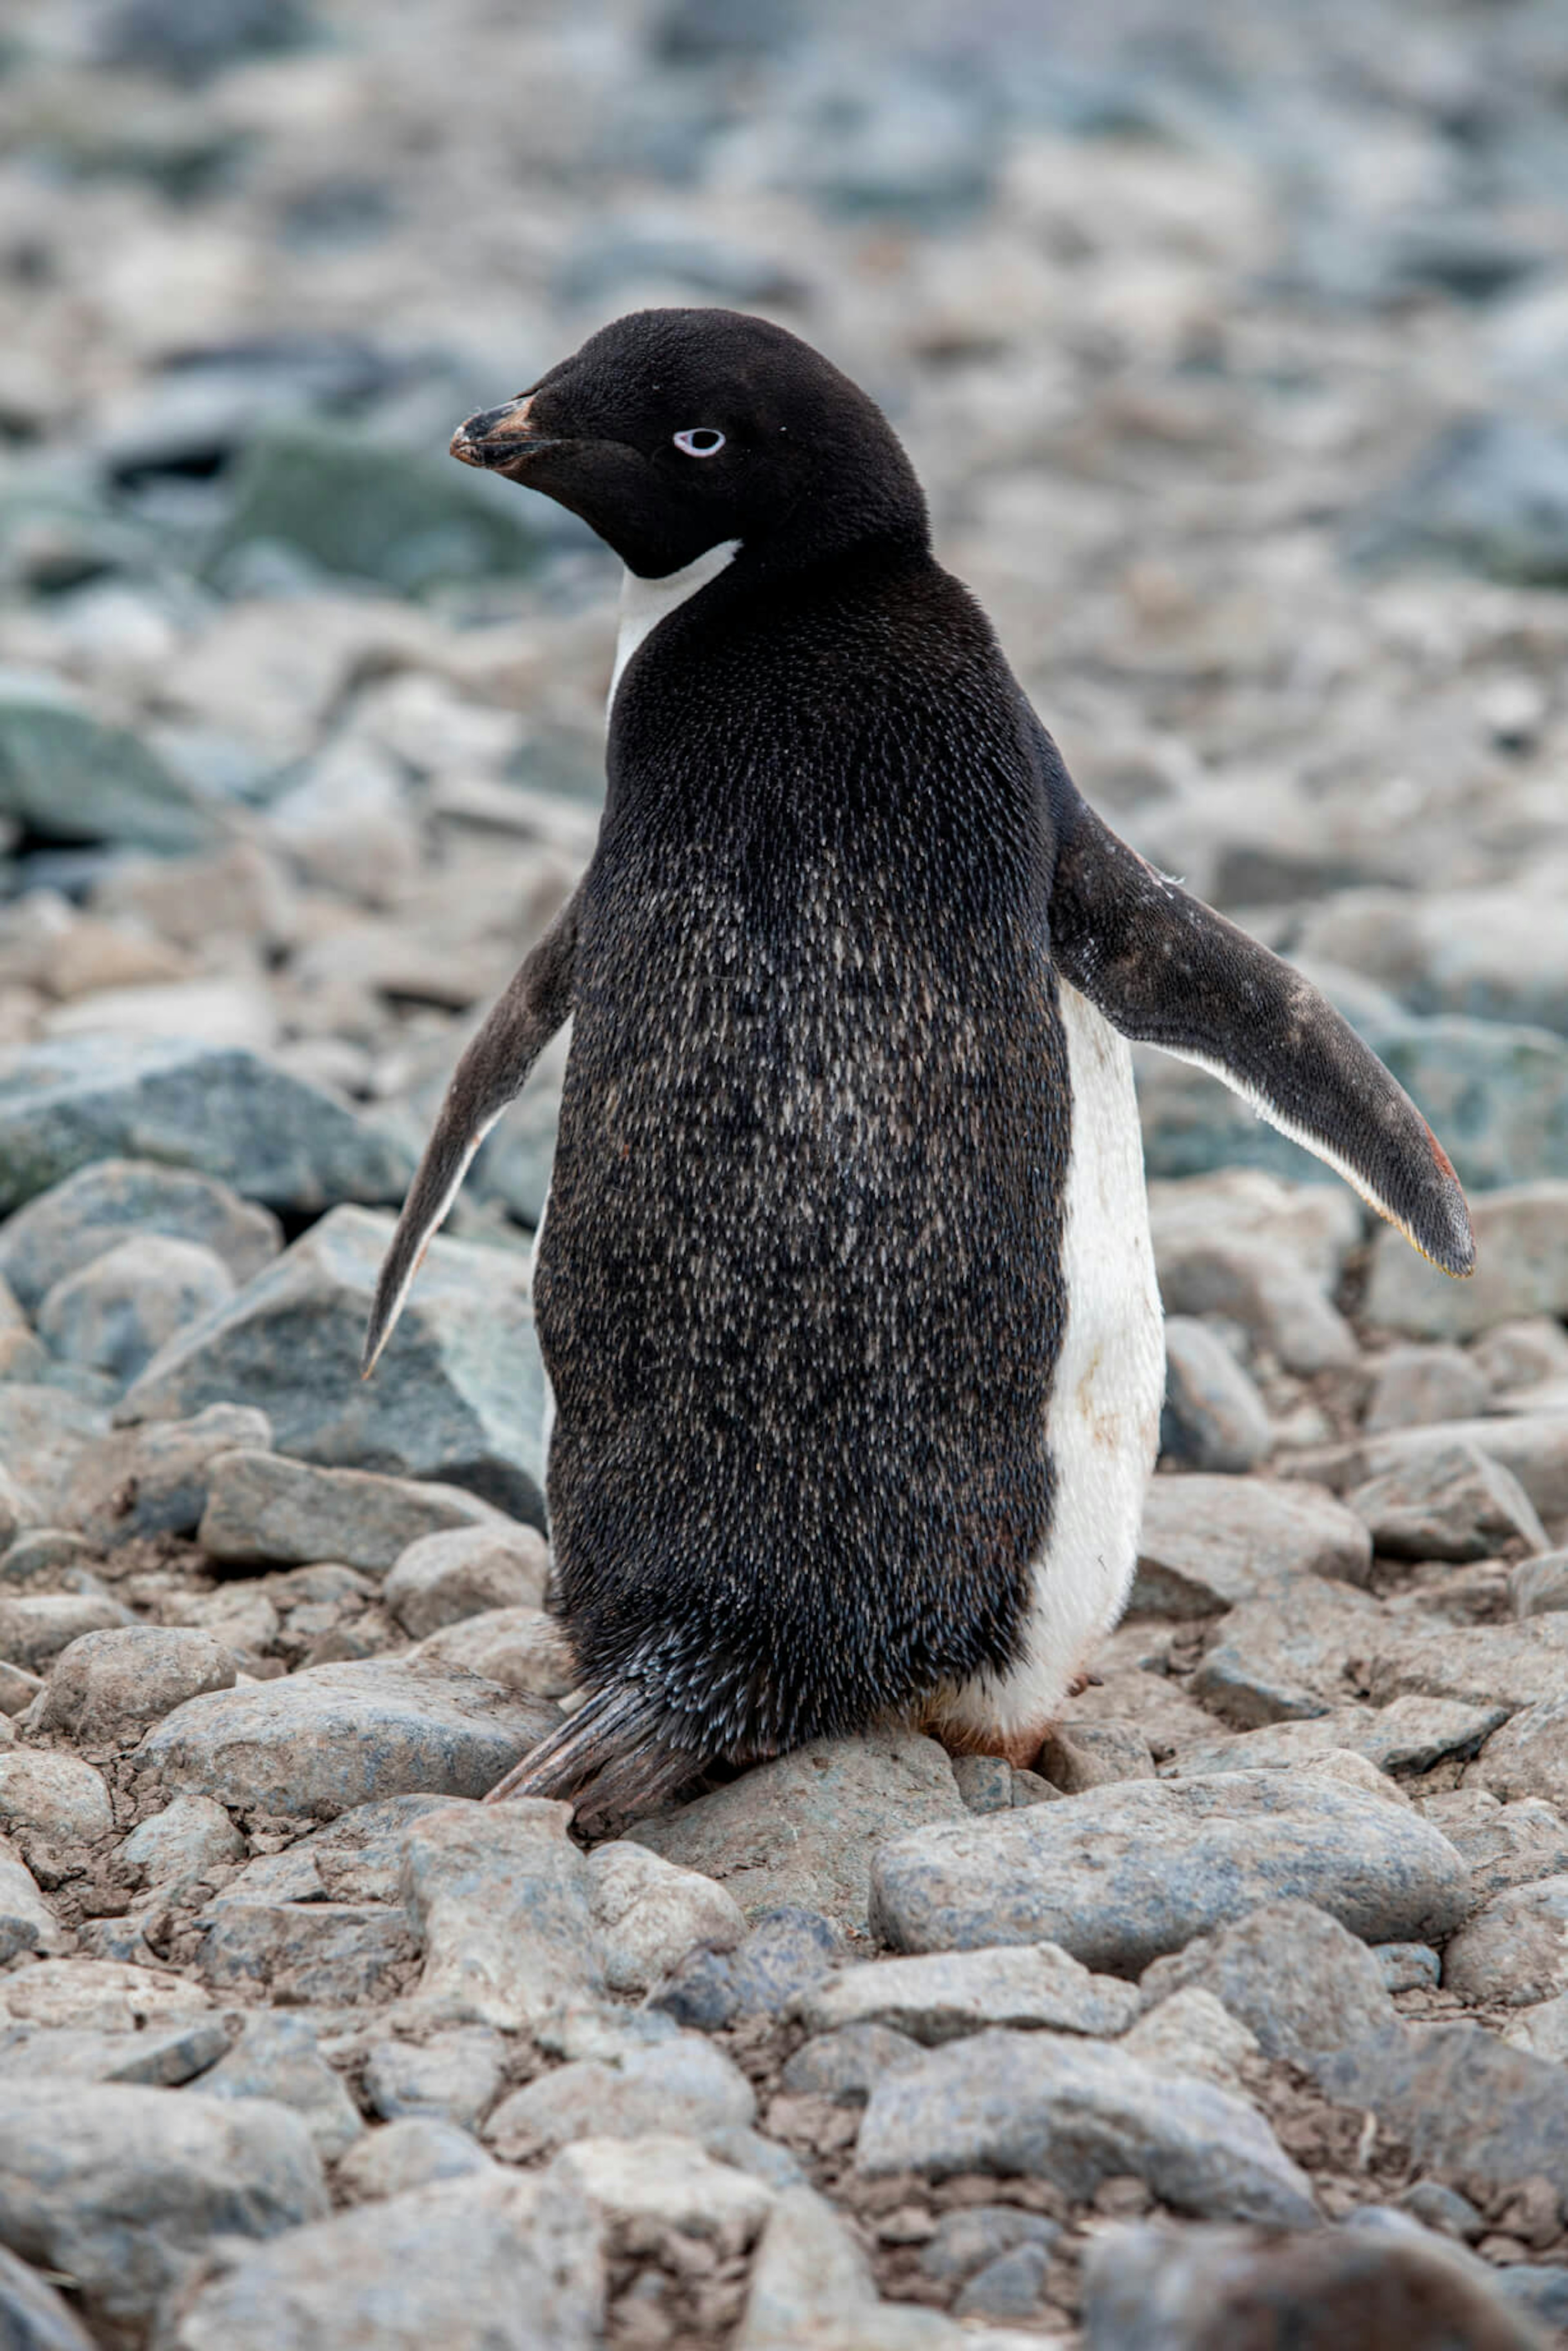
top-left (1338, 1414), bottom-right (1568, 1520)
top-left (919, 2206), bottom-right (1060, 2288)
top-left (1365, 1180), bottom-right (1568, 1341)
top-left (38, 1237), bottom-right (235, 1387)
top-left (37, 1626), bottom-right (234, 1743)
top-left (0, 1834), bottom-right (65, 1960)
top-left (1417, 1788), bottom-right (1568, 1902)
top-left (630, 1730), bottom-right (964, 1933)
top-left (334, 2115), bottom-right (491, 2201)
top-left (0, 1660), bottom-right (39, 1714)
top-left (1080, 2216), bottom-right (1541, 2351)
top-left (167, 2170), bottom-right (596, 2351)
top-left (1472, 1695), bottom-right (1568, 1810)
top-left (796, 1941), bottom-right (1140, 2045)
top-left (953, 2238), bottom-right (1054, 2321)
top-left (0, 1037), bottom-right (412, 1219)
top-left (121, 1206), bottom-right (546, 1520)
top-left (410, 1606), bottom-right (578, 1699)
top-left (189, 2013), bottom-right (363, 2158)
top-left (0, 689), bottom-right (214, 853)
top-left (869, 1772), bottom-right (1471, 1970)
top-left (1188, 1578), bottom-right (1384, 1727)
top-left (59, 1404), bottom-right (273, 1546)
top-left (1160, 1318), bottom-right (1273, 1472)
top-left (363, 2028), bottom-right (505, 2129)
top-left (0, 1531), bottom-right (94, 1589)
top-left (1154, 1238), bottom-right (1358, 1375)
top-left (117, 1793), bottom-right (245, 1886)
top-left (1373, 1943), bottom-right (1441, 1993)
top-left (1361, 412), bottom-right (1568, 586)
top-left (399, 1797), bottom-right (602, 2036)
top-left (218, 1792), bottom-right (451, 1906)
top-left (653, 1906), bottom-right (845, 2030)
top-left (737, 2183), bottom-right (962, 2351)
top-left (1138, 1900), bottom-right (1396, 2062)
top-left (0, 1590), bottom-right (134, 1672)
top-left (1369, 1615), bottom-right (1568, 1712)
top-left (0, 1750), bottom-right (114, 1850)
top-left (1036, 1720), bottom-right (1156, 1791)
top-left (212, 417), bottom-right (545, 597)
top-left (137, 1656), bottom-right (557, 1817)
top-left (1474, 1319), bottom-right (1568, 1393)
top-left (1503, 1994), bottom-right (1568, 2063)
top-left (1510, 1552), bottom-right (1568, 1619)
top-left (0, 2079), bottom-right (326, 2329)
top-left (1365, 1345), bottom-right (1490, 1434)
top-left (857, 2030), bottom-right (1314, 2226)
top-left (587, 1838), bottom-right (746, 1996)
top-left (0, 2243), bottom-right (96, 2351)
top-left (949, 1753), bottom-right (1012, 1813)
top-left (1133, 1476), bottom-right (1372, 1618)
top-left (781, 2023), bottom-right (924, 2106)
top-left (1396, 2180), bottom-right (1485, 2241)
top-left (194, 1896), bottom-right (416, 2003)
top-left (1118, 1987), bottom-right (1260, 2096)
top-left (1314, 2022), bottom-right (1568, 2200)
top-left (1444, 1878), bottom-right (1568, 2008)
top-left (484, 2028), bottom-right (755, 2161)
top-left (383, 1523), bottom-right (550, 1635)
top-left (0, 1389), bottom-right (107, 1522)
top-left (0, 1159), bottom-right (281, 1315)
top-left (1346, 1440), bottom-right (1548, 1562)
top-left (198, 1448), bottom-right (505, 1573)
top-left (1166, 1694), bottom-right (1508, 1778)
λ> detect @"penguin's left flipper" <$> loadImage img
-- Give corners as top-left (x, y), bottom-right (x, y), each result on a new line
top-left (1045, 778), bottom-right (1475, 1277)
top-left (361, 887), bottom-right (581, 1376)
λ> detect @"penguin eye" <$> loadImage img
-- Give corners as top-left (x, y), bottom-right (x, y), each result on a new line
top-left (672, 427), bottom-right (726, 458)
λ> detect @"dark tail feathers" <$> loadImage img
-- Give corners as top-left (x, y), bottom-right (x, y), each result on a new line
top-left (486, 1681), bottom-right (706, 1832)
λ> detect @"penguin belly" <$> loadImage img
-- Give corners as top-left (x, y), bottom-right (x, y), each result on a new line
top-left (927, 979), bottom-right (1163, 1764)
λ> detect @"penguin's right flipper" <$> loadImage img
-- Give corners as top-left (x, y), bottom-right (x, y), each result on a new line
top-left (486, 1683), bottom-right (705, 1830)
top-left (362, 888), bottom-right (581, 1376)
top-left (1044, 774), bottom-right (1475, 1278)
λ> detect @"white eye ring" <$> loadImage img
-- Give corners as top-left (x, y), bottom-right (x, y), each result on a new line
top-left (673, 427), bottom-right (726, 457)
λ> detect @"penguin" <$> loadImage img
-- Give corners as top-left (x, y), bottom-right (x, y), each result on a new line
top-left (363, 307), bottom-right (1474, 1823)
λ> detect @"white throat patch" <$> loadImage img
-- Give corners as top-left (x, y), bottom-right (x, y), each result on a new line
top-left (609, 538), bottom-right (741, 715)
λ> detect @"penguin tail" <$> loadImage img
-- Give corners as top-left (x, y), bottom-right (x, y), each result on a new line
top-left (485, 1682), bottom-right (705, 1832)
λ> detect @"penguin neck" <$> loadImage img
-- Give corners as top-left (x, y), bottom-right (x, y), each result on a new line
top-left (609, 538), bottom-right (742, 716)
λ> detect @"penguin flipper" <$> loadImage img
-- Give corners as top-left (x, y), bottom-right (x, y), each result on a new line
top-left (486, 1683), bottom-right (705, 1832)
top-left (1045, 781), bottom-right (1475, 1278)
top-left (361, 889), bottom-right (581, 1376)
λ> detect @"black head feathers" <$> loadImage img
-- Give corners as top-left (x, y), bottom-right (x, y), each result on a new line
top-left (450, 305), bottom-right (928, 579)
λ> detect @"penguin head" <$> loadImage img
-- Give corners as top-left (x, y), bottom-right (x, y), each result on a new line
top-left (450, 307), bottom-right (927, 579)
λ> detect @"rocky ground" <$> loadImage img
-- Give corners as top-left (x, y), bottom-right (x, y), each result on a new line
top-left (4, 0), bottom-right (1568, 2347)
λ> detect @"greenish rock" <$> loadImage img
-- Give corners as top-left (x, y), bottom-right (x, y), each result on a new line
top-left (1355, 414), bottom-right (1568, 586)
top-left (0, 692), bottom-right (214, 854)
top-left (0, 1039), bottom-right (412, 1219)
top-left (118, 1206), bottom-right (546, 1520)
top-left (0, 1160), bottom-right (281, 1316)
top-left (1137, 1012), bottom-right (1568, 1195)
top-left (209, 419), bottom-right (544, 598)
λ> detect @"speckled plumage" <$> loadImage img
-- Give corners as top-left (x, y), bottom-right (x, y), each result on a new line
top-left (365, 307), bottom-right (1474, 1820)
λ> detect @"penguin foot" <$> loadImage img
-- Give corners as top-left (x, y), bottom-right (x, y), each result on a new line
top-left (1065, 1670), bottom-right (1103, 1698)
top-left (486, 1681), bottom-right (706, 1834)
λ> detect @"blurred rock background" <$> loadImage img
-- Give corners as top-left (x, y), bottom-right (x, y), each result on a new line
top-left (2, 0), bottom-right (1567, 1227)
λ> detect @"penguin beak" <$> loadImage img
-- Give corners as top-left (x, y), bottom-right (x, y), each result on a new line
top-left (449, 393), bottom-right (566, 477)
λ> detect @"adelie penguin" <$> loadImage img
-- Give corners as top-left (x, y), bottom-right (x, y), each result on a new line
top-left (363, 307), bottom-right (1474, 1821)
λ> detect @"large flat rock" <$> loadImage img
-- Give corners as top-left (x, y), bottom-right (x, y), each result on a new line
top-left (1134, 1474), bottom-right (1372, 1616)
top-left (869, 1772), bottom-right (1471, 1972)
top-left (0, 1037), bottom-right (411, 1218)
top-left (135, 1657), bottom-right (559, 1819)
top-left (1365, 1180), bottom-right (1568, 1339)
top-left (118, 1205), bottom-right (547, 1520)
top-left (630, 1732), bottom-right (966, 1935)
